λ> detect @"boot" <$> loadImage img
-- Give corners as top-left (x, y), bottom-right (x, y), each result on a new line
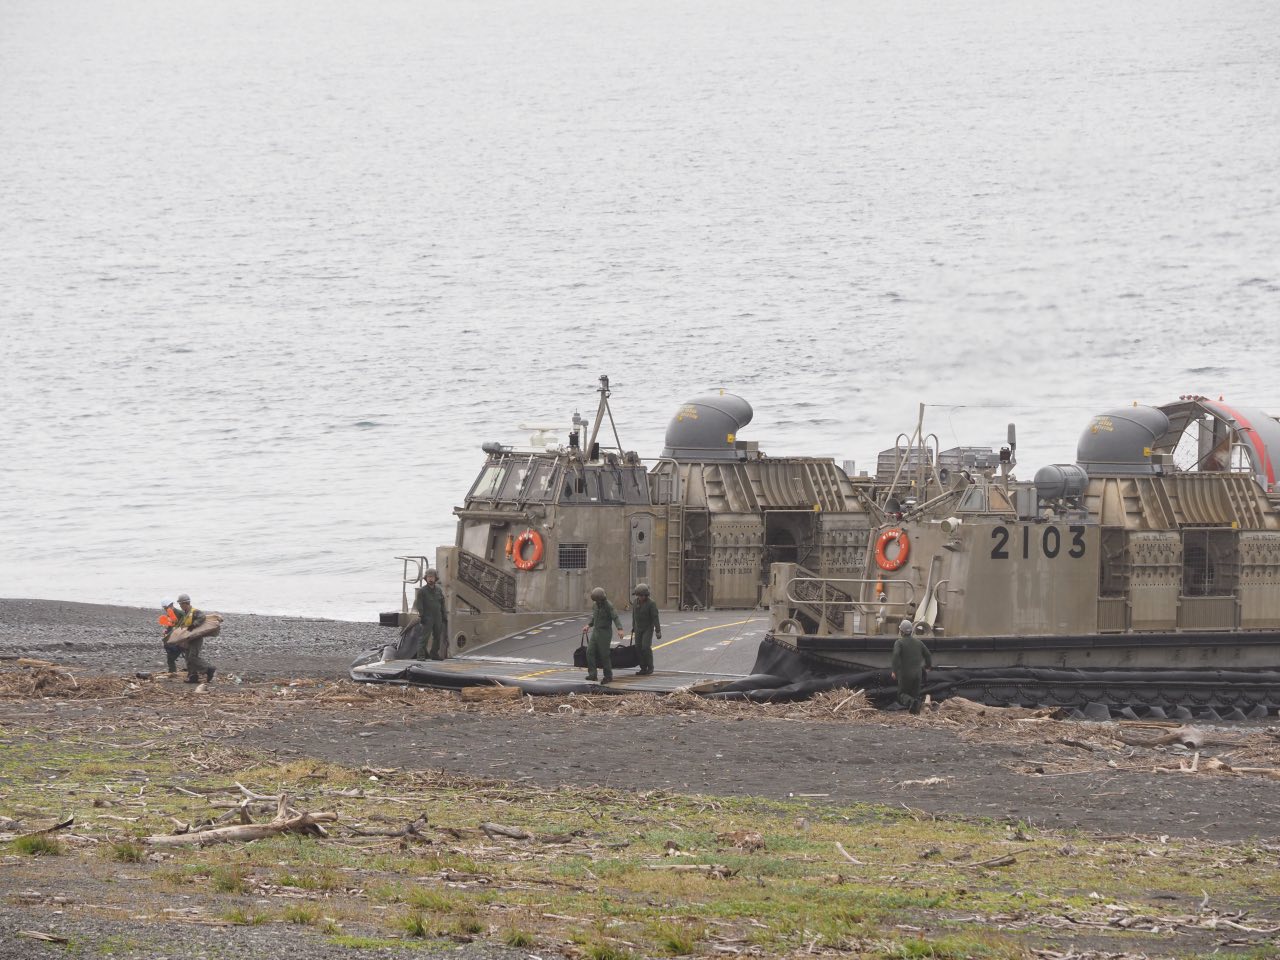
top-left (184, 674), bottom-right (200, 684)
top-left (602, 674), bottom-right (613, 684)
top-left (586, 673), bottom-right (598, 681)
top-left (206, 667), bottom-right (216, 683)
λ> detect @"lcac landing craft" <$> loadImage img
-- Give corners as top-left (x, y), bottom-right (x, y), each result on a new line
top-left (362, 378), bottom-right (1280, 717)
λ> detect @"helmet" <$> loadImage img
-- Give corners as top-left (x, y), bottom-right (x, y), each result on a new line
top-left (898, 619), bottom-right (914, 636)
top-left (177, 593), bottom-right (191, 604)
top-left (633, 583), bottom-right (650, 596)
top-left (161, 600), bottom-right (173, 610)
top-left (590, 587), bottom-right (606, 601)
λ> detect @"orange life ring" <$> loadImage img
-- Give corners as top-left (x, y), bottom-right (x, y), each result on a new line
top-left (875, 528), bottom-right (910, 571)
top-left (512, 530), bottom-right (544, 571)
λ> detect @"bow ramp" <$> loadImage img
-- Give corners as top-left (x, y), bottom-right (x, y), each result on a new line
top-left (351, 609), bottom-right (770, 695)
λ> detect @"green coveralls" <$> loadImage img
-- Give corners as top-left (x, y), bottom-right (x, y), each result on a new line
top-left (177, 607), bottom-right (212, 681)
top-left (630, 598), bottom-right (661, 673)
top-left (587, 598), bottom-right (622, 681)
top-left (891, 632), bottom-right (933, 713)
top-left (413, 582), bottom-right (447, 660)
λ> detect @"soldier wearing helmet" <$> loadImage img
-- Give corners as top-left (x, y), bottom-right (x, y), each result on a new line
top-left (412, 567), bottom-right (448, 660)
top-left (891, 618), bottom-right (932, 715)
top-left (585, 586), bottom-right (624, 683)
top-left (173, 594), bottom-right (216, 684)
top-left (629, 583), bottom-right (661, 676)
top-left (158, 600), bottom-right (184, 674)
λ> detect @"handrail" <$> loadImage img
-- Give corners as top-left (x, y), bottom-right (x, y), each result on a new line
top-left (395, 555), bottom-right (430, 616)
top-left (784, 576), bottom-right (918, 634)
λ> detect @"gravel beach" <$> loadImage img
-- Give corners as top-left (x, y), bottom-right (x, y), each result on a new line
top-left (4, 599), bottom-right (1280, 959)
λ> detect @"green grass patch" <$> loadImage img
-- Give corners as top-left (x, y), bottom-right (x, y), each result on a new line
top-left (502, 927), bottom-right (536, 948)
top-left (108, 840), bottom-right (145, 863)
top-left (210, 864), bottom-right (249, 894)
top-left (222, 906), bottom-right (269, 925)
top-left (281, 904), bottom-right (320, 925)
top-left (10, 833), bottom-right (64, 856)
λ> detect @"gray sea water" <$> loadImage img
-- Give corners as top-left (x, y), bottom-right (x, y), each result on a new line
top-left (2, 0), bottom-right (1279, 620)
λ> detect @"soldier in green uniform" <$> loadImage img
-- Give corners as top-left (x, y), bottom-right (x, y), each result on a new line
top-left (174, 594), bottom-right (215, 684)
top-left (586, 586), bottom-right (624, 683)
top-left (891, 618), bottom-right (932, 714)
top-left (412, 568), bottom-right (448, 660)
top-left (630, 583), bottom-right (662, 675)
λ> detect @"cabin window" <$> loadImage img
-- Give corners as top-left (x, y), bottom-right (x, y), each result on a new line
top-left (523, 460), bottom-right (558, 502)
top-left (622, 466), bottom-right (651, 504)
top-left (558, 543), bottom-right (589, 569)
top-left (500, 458), bottom-right (533, 500)
top-left (597, 469), bottom-right (623, 503)
top-left (560, 469), bottom-right (598, 502)
top-left (469, 465), bottom-right (507, 501)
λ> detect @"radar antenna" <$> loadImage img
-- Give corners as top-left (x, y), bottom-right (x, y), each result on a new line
top-left (585, 374), bottom-right (624, 461)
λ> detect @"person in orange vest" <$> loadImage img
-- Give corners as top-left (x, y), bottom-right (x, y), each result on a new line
top-left (158, 601), bottom-right (184, 674)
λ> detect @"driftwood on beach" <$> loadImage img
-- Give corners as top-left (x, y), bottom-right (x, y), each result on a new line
top-left (146, 793), bottom-right (334, 847)
top-left (166, 613), bottom-right (224, 651)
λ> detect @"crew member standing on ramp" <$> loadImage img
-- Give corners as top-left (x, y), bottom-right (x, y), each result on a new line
top-left (413, 568), bottom-right (448, 660)
top-left (630, 583), bottom-right (661, 675)
top-left (586, 586), bottom-right (624, 684)
top-left (891, 618), bottom-right (932, 714)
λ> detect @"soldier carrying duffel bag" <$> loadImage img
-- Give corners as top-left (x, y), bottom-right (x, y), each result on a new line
top-left (577, 586), bottom-right (625, 683)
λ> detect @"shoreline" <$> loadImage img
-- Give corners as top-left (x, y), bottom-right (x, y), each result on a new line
top-left (0, 597), bottom-right (385, 681)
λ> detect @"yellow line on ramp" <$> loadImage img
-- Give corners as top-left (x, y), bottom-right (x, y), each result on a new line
top-left (655, 618), bottom-right (757, 651)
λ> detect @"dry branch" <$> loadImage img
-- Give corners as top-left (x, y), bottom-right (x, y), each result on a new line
top-left (480, 821), bottom-right (532, 840)
top-left (146, 796), bottom-right (335, 847)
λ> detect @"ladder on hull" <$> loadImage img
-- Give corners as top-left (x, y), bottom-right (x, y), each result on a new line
top-left (666, 503), bottom-right (684, 607)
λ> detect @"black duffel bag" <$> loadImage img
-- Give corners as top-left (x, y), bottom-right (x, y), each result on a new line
top-left (573, 628), bottom-right (638, 670)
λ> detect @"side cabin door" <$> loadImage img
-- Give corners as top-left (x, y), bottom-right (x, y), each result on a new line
top-left (630, 514), bottom-right (654, 595)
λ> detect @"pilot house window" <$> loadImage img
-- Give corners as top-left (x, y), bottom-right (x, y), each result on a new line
top-left (558, 543), bottom-right (589, 569)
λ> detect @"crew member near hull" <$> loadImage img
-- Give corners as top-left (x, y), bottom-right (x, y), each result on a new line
top-left (413, 568), bottom-right (448, 661)
top-left (587, 586), bottom-right (624, 683)
top-left (174, 593), bottom-right (216, 684)
top-left (891, 618), bottom-right (931, 715)
top-left (630, 583), bottom-right (661, 675)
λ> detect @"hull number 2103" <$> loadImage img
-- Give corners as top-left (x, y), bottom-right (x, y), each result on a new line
top-left (990, 525), bottom-right (1086, 561)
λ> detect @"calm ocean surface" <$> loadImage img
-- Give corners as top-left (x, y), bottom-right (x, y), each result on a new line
top-left (2, 0), bottom-right (1278, 620)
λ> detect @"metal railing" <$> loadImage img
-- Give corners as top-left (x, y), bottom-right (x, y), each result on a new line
top-left (395, 555), bottom-right (431, 617)
top-left (784, 576), bottom-right (918, 635)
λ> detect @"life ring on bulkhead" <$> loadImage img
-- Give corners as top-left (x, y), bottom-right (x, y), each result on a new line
top-left (512, 529), bottom-right (544, 570)
top-left (875, 528), bottom-right (910, 571)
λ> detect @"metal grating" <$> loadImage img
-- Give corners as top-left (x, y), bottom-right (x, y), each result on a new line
top-left (558, 543), bottom-right (588, 570)
top-left (457, 550), bottom-right (516, 611)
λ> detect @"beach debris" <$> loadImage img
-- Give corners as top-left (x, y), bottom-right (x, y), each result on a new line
top-left (460, 685), bottom-right (522, 701)
top-left (834, 841), bottom-right (864, 864)
top-left (480, 821), bottom-right (532, 841)
top-left (145, 795), bottom-right (334, 847)
top-left (17, 931), bottom-right (69, 944)
top-left (1113, 724), bottom-right (1206, 749)
top-left (895, 776), bottom-right (950, 790)
top-left (646, 863), bottom-right (737, 879)
top-left (717, 830), bottom-right (764, 851)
